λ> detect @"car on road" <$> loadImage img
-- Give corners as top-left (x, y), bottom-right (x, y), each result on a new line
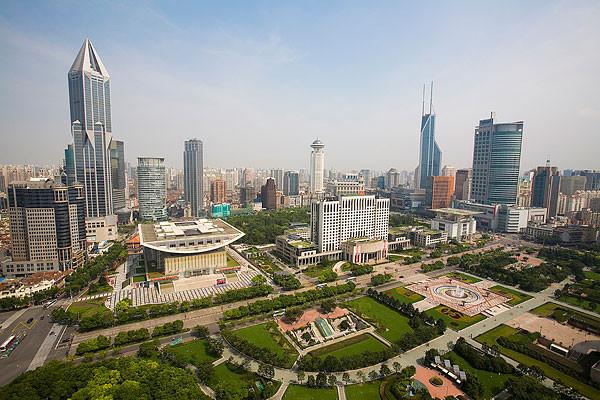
top-left (40, 316), bottom-right (44, 320)
top-left (26, 318), bottom-right (34, 324)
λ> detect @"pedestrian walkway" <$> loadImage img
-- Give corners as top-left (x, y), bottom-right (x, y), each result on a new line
top-left (268, 382), bottom-right (289, 400)
top-left (105, 271), bottom-right (260, 309)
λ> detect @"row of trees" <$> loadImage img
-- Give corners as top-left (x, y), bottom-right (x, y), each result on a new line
top-left (453, 337), bottom-right (514, 374)
top-left (457, 249), bottom-right (572, 292)
top-left (370, 273), bottom-right (392, 286)
top-left (0, 357), bottom-right (207, 400)
top-left (0, 286), bottom-right (59, 311)
top-left (297, 346), bottom-right (398, 372)
top-left (221, 329), bottom-right (293, 368)
top-left (222, 281), bottom-right (356, 320)
top-left (350, 264), bottom-right (374, 276)
top-left (366, 289), bottom-right (446, 351)
top-left (272, 273), bottom-right (302, 290)
top-left (51, 284), bottom-right (271, 332)
top-left (65, 242), bottom-right (128, 294)
top-left (76, 320), bottom-right (185, 355)
top-left (227, 207), bottom-right (310, 245)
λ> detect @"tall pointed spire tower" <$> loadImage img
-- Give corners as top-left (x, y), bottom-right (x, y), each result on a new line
top-left (65, 39), bottom-right (115, 217)
top-left (417, 82), bottom-right (442, 189)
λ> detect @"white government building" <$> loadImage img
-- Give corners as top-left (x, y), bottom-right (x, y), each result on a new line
top-left (310, 195), bottom-right (390, 263)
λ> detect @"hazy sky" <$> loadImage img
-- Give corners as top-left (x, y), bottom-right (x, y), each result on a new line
top-left (1, 1), bottom-right (599, 172)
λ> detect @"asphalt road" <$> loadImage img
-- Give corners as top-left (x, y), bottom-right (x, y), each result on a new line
top-left (0, 305), bottom-right (58, 386)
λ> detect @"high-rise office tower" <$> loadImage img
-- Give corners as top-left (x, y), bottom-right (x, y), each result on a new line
top-left (3, 178), bottom-right (86, 277)
top-left (441, 165), bottom-right (456, 179)
top-left (426, 176), bottom-right (455, 209)
top-left (310, 139), bottom-right (325, 193)
top-left (454, 169), bottom-right (471, 201)
top-left (210, 178), bottom-right (226, 204)
top-left (283, 171), bottom-right (299, 196)
top-left (418, 83), bottom-right (442, 189)
top-left (261, 178), bottom-right (277, 210)
top-left (575, 170), bottom-right (600, 190)
top-left (531, 165), bottom-right (559, 216)
top-left (270, 169), bottom-right (284, 191)
top-left (67, 39), bottom-right (114, 218)
top-left (184, 139), bottom-right (203, 217)
top-left (110, 140), bottom-right (126, 211)
top-left (385, 168), bottom-right (401, 189)
top-left (470, 117), bottom-right (523, 205)
top-left (137, 157), bottom-right (166, 221)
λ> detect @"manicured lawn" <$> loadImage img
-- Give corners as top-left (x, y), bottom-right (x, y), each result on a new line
top-left (584, 270), bottom-right (600, 281)
top-left (345, 296), bottom-right (412, 342)
top-left (559, 295), bottom-right (600, 314)
top-left (383, 286), bottom-right (424, 304)
top-left (445, 272), bottom-right (481, 283)
top-left (302, 264), bottom-right (334, 278)
top-left (475, 324), bottom-right (600, 400)
top-left (531, 302), bottom-right (600, 324)
top-left (388, 254), bottom-right (404, 262)
top-left (226, 254), bottom-right (240, 268)
top-left (444, 351), bottom-right (512, 399)
top-left (425, 305), bottom-right (486, 331)
top-left (68, 298), bottom-right (109, 317)
top-left (488, 285), bottom-right (533, 305)
top-left (168, 339), bottom-right (218, 367)
top-left (282, 384), bottom-right (338, 400)
top-left (208, 363), bottom-right (281, 398)
top-left (345, 380), bottom-right (381, 400)
top-left (232, 322), bottom-right (298, 368)
top-left (309, 334), bottom-right (388, 359)
top-left (133, 275), bottom-right (145, 282)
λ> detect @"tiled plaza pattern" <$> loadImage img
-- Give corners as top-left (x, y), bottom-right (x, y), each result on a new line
top-left (407, 277), bottom-right (509, 316)
top-left (105, 271), bottom-right (260, 309)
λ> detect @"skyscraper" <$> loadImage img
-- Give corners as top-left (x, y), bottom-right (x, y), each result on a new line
top-left (67, 39), bottom-right (114, 218)
top-left (283, 171), bottom-right (299, 196)
top-left (470, 117), bottom-right (523, 205)
top-left (210, 178), bottom-right (226, 204)
top-left (137, 157), bottom-right (166, 221)
top-left (454, 169), bottom-right (471, 201)
top-left (418, 83), bottom-right (442, 189)
top-left (531, 165), bottom-right (559, 216)
top-left (2, 178), bottom-right (86, 277)
top-left (184, 139), bottom-right (203, 217)
top-left (270, 169), bottom-right (284, 191)
top-left (426, 176), bottom-right (455, 209)
top-left (261, 178), bottom-right (277, 210)
top-left (310, 139), bottom-right (325, 193)
top-left (110, 140), bottom-right (126, 211)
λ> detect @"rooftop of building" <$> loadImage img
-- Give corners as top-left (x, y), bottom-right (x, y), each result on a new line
top-left (288, 240), bottom-right (314, 249)
top-left (139, 218), bottom-right (244, 254)
top-left (432, 208), bottom-right (481, 217)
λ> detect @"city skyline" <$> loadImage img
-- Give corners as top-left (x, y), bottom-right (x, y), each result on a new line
top-left (1, 1), bottom-right (599, 171)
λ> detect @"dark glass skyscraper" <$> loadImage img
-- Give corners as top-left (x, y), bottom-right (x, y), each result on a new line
top-left (418, 84), bottom-right (441, 189)
top-left (470, 117), bottom-right (523, 205)
top-left (110, 140), bottom-right (126, 211)
top-left (66, 39), bottom-right (114, 217)
top-left (184, 139), bottom-right (204, 217)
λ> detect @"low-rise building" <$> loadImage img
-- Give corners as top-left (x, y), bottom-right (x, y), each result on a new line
top-left (139, 219), bottom-right (244, 280)
top-left (430, 208), bottom-right (478, 241)
top-left (340, 237), bottom-right (387, 264)
top-left (86, 215), bottom-right (118, 243)
top-left (0, 271), bottom-right (66, 299)
top-left (275, 234), bottom-right (328, 267)
top-left (453, 200), bottom-right (546, 233)
top-left (389, 226), bottom-right (448, 247)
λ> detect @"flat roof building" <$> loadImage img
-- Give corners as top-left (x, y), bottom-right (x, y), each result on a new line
top-left (139, 219), bottom-right (244, 279)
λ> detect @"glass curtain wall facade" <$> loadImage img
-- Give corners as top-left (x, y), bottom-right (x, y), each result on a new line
top-left (418, 113), bottom-right (442, 189)
top-left (471, 118), bottom-right (523, 205)
top-left (67, 39), bottom-right (114, 218)
top-left (184, 139), bottom-right (204, 217)
top-left (137, 157), bottom-right (167, 221)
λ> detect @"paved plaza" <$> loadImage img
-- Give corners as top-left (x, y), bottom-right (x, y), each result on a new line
top-left (407, 276), bottom-right (510, 316)
top-left (105, 270), bottom-right (260, 309)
